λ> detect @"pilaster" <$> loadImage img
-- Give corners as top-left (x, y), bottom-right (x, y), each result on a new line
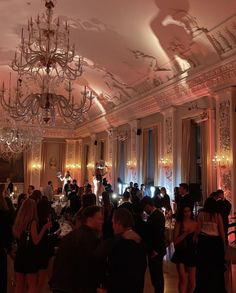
top-left (214, 87), bottom-right (235, 210)
top-left (161, 107), bottom-right (176, 197)
top-left (30, 138), bottom-right (42, 189)
top-left (65, 140), bottom-right (78, 180)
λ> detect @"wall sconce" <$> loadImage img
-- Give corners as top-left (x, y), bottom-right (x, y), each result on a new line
top-left (126, 160), bottom-right (137, 169)
top-left (212, 154), bottom-right (230, 168)
top-left (32, 162), bottom-right (42, 170)
top-left (65, 163), bottom-right (81, 169)
top-left (106, 161), bottom-right (112, 168)
top-left (87, 162), bottom-right (95, 169)
top-left (160, 157), bottom-right (171, 169)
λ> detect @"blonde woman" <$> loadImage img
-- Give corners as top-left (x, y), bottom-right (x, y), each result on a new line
top-left (13, 198), bottom-right (51, 293)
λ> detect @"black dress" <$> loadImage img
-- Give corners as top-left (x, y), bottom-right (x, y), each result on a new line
top-left (194, 233), bottom-right (226, 293)
top-left (172, 227), bottom-right (197, 267)
top-left (14, 222), bottom-right (39, 274)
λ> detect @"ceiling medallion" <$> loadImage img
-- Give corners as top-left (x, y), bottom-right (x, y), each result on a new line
top-left (1, 0), bottom-right (94, 126)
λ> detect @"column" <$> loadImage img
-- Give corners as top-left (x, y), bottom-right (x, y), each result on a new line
top-left (107, 128), bottom-right (118, 191)
top-left (30, 138), bottom-right (42, 189)
top-left (65, 139), bottom-right (77, 180)
top-left (75, 139), bottom-right (83, 185)
top-left (161, 108), bottom-right (176, 197)
top-left (87, 135), bottom-right (96, 183)
top-left (215, 87), bottom-right (236, 211)
top-left (106, 129), bottom-right (113, 185)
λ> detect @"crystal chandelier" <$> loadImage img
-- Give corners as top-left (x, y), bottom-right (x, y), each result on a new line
top-left (0, 0), bottom-right (93, 125)
top-left (0, 114), bottom-right (38, 159)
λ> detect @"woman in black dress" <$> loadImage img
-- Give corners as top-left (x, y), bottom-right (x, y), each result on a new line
top-left (37, 198), bottom-right (59, 293)
top-left (194, 197), bottom-right (226, 293)
top-left (13, 198), bottom-right (51, 293)
top-left (172, 204), bottom-right (197, 293)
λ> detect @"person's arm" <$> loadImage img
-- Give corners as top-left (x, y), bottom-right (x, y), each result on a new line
top-left (31, 220), bottom-right (51, 245)
top-left (217, 213), bottom-right (225, 246)
top-left (194, 211), bottom-right (203, 242)
top-left (173, 222), bottom-right (189, 246)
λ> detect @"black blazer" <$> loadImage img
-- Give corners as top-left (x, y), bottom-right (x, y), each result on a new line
top-left (145, 209), bottom-right (166, 257)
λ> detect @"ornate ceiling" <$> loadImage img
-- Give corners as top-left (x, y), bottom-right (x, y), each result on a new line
top-left (0, 0), bottom-right (236, 133)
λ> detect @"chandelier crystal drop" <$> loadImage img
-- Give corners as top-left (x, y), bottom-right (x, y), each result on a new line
top-left (1, 0), bottom-right (94, 125)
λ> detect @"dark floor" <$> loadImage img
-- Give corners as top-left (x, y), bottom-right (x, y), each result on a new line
top-left (7, 256), bottom-right (236, 293)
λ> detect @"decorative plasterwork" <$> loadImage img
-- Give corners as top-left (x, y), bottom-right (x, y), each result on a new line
top-left (217, 98), bottom-right (232, 201)
top-left (76, 57), bottom-right (236, 136)
top-left (43, 128), bottom-right (75, 139)
top-left (219, 100), bottom-right (231, 153)
top-left (206, 14), bottom-right (236, 56)
top-left (162, 114), bottom-right (174, 195)
top-left (166, 117), bottom-right (173, 155)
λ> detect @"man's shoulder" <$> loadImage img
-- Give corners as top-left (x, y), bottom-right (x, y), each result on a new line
top-left (148, 209), bottom-right (164, 221)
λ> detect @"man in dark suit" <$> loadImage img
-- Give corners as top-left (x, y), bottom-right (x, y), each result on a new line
top-left (105, 208), bottom-right (147, 293)
top-left (51, 206), bottom-right (103, 293)
top-left (215, 189), bottom-right (232, 244)
top-left (177, 183), bottom-right (194, 213)
top-left (141, 196), bottom-right (166, 293)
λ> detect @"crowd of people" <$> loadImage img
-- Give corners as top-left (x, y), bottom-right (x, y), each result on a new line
top-left (0, 176), bottom-right (232, 293)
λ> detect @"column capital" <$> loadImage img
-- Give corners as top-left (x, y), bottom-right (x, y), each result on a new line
top-left (66, 139), bottom-right (77, 144)
top-left (161, 106), bottom-right (177, 116)
top-left (128, 119), bottom-right (140, 129)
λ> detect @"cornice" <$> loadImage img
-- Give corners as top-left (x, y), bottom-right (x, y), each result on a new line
top-left (48, 56), bottom-right (236, 138)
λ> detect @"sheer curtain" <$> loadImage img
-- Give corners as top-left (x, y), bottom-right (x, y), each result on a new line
top-left (181, 119), bottom-right (191, 183)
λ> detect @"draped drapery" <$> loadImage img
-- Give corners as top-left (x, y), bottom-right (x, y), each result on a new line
top-left (201, 120), bottom-right (209, 201)
top-left (153, 126), bottom-right (159, 186)
top-left (181, 119), bottom-right (191, 183)
top-left (40, 141), bottom-right (48, 187)
top-left (117, 140), bottom-right (126, 185)
top-left (59, 142), bottom-right (66, 178)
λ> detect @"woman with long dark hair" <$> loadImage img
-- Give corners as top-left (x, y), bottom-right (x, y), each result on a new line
top-left (194, 197), bottom-right (226, 293)
top-left (172, 204), bottom-right (197, 293)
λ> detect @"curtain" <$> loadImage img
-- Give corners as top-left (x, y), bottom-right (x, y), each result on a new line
top-left (117, 141), bottom-right (126, 184)
top-left (201, 121), bottom-right (208, 201)
top-left (181, 119), bottom-right (191, 183)
top-left (40, 141), bottom-right (47, 187)
top-left (141, 129), bottom-right (148, 184)
top-left (59, 142), bottom-right (66, 176)
top-left (23, 150), bottom-right (31, 193)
